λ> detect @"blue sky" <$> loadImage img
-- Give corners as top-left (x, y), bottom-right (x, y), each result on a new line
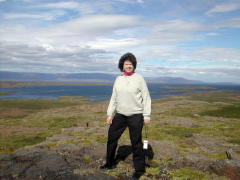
top-left (0, 0), bottom-right (240, 83)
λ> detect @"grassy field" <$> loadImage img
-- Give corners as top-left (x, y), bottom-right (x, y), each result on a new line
top-left (0, 96), bottom-right (93, 153)
top-left (0, 90), bottom-right (239, 179)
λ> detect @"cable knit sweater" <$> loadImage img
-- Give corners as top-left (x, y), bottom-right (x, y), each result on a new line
top-left (107, 73), bottom-right (151, 120)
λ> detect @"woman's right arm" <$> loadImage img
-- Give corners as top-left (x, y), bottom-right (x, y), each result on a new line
top-left (106, 78), bottom-right (118, 123)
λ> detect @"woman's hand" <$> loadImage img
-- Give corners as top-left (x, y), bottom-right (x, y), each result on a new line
top-left (106, 116), bottom-right (113, 125)
top-left (144, 119), bottom-right (150, 124)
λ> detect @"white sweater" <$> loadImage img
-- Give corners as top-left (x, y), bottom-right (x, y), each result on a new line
top-left (107, 73), bottom-right (151, 120)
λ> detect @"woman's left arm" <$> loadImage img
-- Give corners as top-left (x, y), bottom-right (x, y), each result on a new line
top-left (140, 77), bottom-right (151, 124)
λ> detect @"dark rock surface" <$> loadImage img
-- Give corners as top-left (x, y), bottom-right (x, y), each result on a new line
top-left (1, 128), bottom-right (240, 180)
top-left (226, 146), bottom-right (240, 161)
top-left (209, 160), bottom-right (240, 180)
top-left (0, 144), bottom-right (116, 180)
top-left (176, 154), bottom-right (240, 180)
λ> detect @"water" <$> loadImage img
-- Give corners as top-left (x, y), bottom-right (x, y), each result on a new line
top-left (1, 84), bottom-right (240, 102)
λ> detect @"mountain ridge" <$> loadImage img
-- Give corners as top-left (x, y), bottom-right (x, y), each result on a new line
top-left (0, 71), bottom-right (236, 85)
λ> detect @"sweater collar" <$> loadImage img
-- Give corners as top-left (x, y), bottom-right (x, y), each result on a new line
top-left (123, 72), bottom-right (135, 76)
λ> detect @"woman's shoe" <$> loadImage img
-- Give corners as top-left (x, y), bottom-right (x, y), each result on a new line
top-left (132, 171), bottom-right (145, 179)
top-left (99, 164), bottom-right (116, 170)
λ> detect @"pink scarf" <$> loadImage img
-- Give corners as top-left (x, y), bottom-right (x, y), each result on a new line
top-left (123, 72), bottom-right (135, 76)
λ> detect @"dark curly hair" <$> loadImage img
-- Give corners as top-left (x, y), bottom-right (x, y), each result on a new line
top-left (118, 52), bottom-right (137, 72)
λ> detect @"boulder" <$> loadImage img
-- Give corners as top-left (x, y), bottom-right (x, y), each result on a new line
top-left (0, 144), bottom-right (116, 180)
top-left (209, 160), bottom-right (240, 180)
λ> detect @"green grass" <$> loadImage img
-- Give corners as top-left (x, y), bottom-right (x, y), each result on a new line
top-left (82, 157), bottom-right (93, 163)
top-left (0, 112), bottom-right (104, 152)
top-left (0, 99), bottom-right (85, 110)
top-left (146, 167), bottom-right (161, 175)
top-left (70, 131), bottom-right (107, 145)
top-left (227, 138), bottom-right (240, 145)
top-left (1, 90), bottom-right (239, 163)
top-left (200, 104), bottom-right (240, 118)
top-left (0, 132), bottom-right (50, 154)
top-left (164, 127), bottom-right (198, 138)
top-left (0, 119), bottom-right (23, 126)
top-left (171, 168), bottom-right (230, 180)
top-left (27, 116), bottom-right (79, 129)
top-left (201, 153), bottom-right (227, 160)
top-left (0, 98), bottom-right (91, 153)
top-left (183, 90), bottom-right (240, 103)
top-left (0, 101), bottom-right (77, 152)
top-left (107, 171), bottom-right (121, 177)
top-left (96, 135), bottom-right (107, 143)
top-left (0, 91), bottom-right (17, 95)
top-left (164, 107), bottom-right (196, 117)
top-left (148, 124), bottom-right (203, 142)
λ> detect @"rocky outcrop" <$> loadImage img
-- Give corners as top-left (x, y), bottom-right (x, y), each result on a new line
top-left (1, 128), bottom-right (240, 180)
top-left (226, 146), bottom-right (240, 161)
top-left (175, 153), bottom-right (240, 180)
top-left (209, 160), bottom-right (240, 180)
top-left (0, 144), bottom-right (116, 180)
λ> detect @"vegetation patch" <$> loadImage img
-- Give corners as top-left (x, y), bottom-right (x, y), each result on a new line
top-left (0, 119), bottom-right (23, 126)
top-left (201, 153), bottom-right (227, 160)
top-left (70, 131), bottom-right (107, 145)
top-left (161, 86), bottom-right (216, 90)
top-left (0, 133), bottom-right (47, 154)
top-left (96, 135), bottom-right (107, 143)
top-left (0, 99), bottom-right (84, 111)
top-left (0, 91), bottom-right (17, 95)
top-left (0, 90), bottom-right (239, 179)
top-left (27, 117), bottom-right (79, 129)
top-left (164, 127), bottom-right (200, 138)
top-left (200, 104), bottom-right (240, 118)
top-left (106, 171), bottom-right (121, 177)
top-left (147, 124), bottom-right (169, 141)
top-left (171, 168), bottom-right (230, 180)
top-left (146, 167), bottom-right (161, 175)
top-left (183, 90), bottom-right (240, 103)
top-left (82, 157), bottom-right (93, 163)
top-left (227, 138), bottom-right (240, 145)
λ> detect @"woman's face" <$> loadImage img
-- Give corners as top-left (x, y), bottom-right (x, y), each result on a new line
top-left (123, 60), bottom-right (134, 73)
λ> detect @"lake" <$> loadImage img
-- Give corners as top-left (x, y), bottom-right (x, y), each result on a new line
top-left (0, 84), bottom-right (240, 102)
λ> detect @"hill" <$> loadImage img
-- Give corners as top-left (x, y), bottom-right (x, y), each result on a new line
top-left (0, 91), bottom-right (240, 179)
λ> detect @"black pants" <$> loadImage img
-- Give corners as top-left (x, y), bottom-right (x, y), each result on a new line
top-left (106, 113), bottom-right (145, 172)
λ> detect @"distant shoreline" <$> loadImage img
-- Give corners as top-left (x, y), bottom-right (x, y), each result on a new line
top-left (161, 85), bottom-right (216, 90)
top-left (0, 81), bottom-right (113, 88)
top-left (1, 82), bottom-right (240, 102)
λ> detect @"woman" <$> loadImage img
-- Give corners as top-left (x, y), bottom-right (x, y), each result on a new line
top-left (100, 52), bottom-right (151, 179)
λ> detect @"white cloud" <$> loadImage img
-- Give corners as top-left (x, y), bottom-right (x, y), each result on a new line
top-left (140, 65), bottom-right (240, 83)
top-left (131, 46), bottom-right (240, 68)
top-left (0, 0), bottom-right (6, 2)
top-left (36, 14), bottom-right (141, 46)
top-left (144, 19), bottom-right (208, 44)
top-left (206, 32), bottom-right (219, 36)
top-left (215, 17), bottom-right (240, 28)
top-left (3, 11), bottom-right (66, 20)
top-left (87, 38), bottom-right (141, 51)
top-left (34, 1), bottom-right (115, 15)
top-left (0, 41), bottom-right (116, 73)
top-left (114, 0), bottom-right (142, 3)
top-left (153, 19), bottom-right (205, 33)
top-left (136, 0), bottom-right (144, 3)
top-left (38, 2), bottom-right (80, 9)
top-left (131, 45), bottom-right (182, 62)
top-left (189, 47), bottom-right (240, 62)
top-left (0, 14), bottom-right (141, 47)
top-left (0, 0), bottom-right (240, 83)
top-left (207, 2), bottom-right (240, 15)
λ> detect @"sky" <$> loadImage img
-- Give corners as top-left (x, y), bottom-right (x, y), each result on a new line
top-left (0, 0), bottom-right (240, 83)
